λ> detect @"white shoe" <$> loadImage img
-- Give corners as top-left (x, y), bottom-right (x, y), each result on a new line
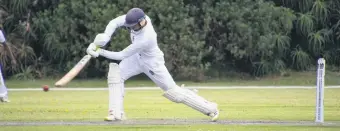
top-left (104, 115), bottom-right (115, 121)
top-left (104, 114), bottom-right (126, 121)
top-left (104, 110), bottom-right (126, 121)
top-left (210, 110), bottom-right (219, 122)
top-left (209, 103), bottom-right (219, 122)
top-left (0, 96), bottom-right (10, 103)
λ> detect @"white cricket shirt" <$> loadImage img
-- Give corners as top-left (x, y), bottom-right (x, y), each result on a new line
top-left (99, 15), bottom-right (164, 61)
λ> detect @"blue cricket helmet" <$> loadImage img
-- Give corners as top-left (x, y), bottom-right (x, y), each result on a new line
top-left (124, 8), bottom-right (146, 27)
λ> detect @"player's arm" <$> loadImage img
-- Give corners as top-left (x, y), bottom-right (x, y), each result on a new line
top-left (0, 30), bottom-right (16, 65)
top-left (98, 39), bottom-right (149, 60)
top-left (93, 15), bottom-right (126, 47)
top-left (87, 15), bottom-right (126, 57)
top-left (103, 15), bottom-right (126, 38)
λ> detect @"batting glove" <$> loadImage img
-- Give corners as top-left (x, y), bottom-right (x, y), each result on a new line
top-left (86, 43), bottom-right (100, 58)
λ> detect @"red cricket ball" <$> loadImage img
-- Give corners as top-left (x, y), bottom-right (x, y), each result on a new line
top-left (42, 85), bottom-right (49, 92)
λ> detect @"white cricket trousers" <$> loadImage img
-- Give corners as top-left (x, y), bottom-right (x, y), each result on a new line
top-left (119, 53), bottom-right (177, 91)
top-left (0, 64), bottom-right (8, 97)
top-left (107, 53), bottom-right (178, 116)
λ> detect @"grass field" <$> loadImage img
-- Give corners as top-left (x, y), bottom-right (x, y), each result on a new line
top-left (1, 88), bottom-right (340, 130)
top-left (4, 71), bottom-right (340, 88)
top-left (3, 125), bottom-right (340, 131)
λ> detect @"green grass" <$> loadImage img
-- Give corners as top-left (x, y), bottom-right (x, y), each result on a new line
top-left (5, 71), bottom-right (340, 88)
top-left (1, 89), bottom-right (340, 131)
top-left (1, 89), bottom-right (340, 121)
top-left (2, 125), bottom-right (340, 131)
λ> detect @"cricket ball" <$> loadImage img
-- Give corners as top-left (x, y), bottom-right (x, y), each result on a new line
top-left (42, 85), bottom-right (49, 92)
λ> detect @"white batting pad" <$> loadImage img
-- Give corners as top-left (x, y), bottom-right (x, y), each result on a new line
top-left (163, 87), bottom-right (218, 116)
top-left (94, 33), bottom-right (110, 47)
top-left (108, 63), bottom-right (124, 120)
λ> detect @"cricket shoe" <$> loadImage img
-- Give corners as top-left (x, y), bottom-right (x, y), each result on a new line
top-left (210, 110), bottom-right (219, 122)
top-left (104, 110), bottom-right (126, 121)
top-left (0, 95), bottom-right (10, 103)
top-left (209, 103), bottom-right (219, 122)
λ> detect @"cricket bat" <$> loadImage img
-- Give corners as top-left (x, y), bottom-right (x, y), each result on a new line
top-left (54, 55), bottom-right (92, 87)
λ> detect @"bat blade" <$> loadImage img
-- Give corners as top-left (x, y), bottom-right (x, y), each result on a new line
top-left (54, 55), bottom-right (92, 87)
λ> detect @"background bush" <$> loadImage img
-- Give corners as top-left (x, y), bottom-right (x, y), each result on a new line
top-left (0, 0), bottom-right (339, 81)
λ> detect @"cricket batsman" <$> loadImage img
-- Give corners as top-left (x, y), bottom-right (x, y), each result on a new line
top-left (86, 8), bottom-right (219, 121)
top-left (0, 28), bottom-right (16, 102)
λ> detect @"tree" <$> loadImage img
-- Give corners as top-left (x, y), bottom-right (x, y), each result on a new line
top-left (272, 0), bottom-right (340, 68)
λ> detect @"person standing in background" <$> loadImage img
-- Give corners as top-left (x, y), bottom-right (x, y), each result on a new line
top-left (0, 28), bottom-right (17, 102)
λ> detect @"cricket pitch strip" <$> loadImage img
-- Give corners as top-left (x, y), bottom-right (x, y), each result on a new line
top-left (1, 119), bottom-right (340, 126)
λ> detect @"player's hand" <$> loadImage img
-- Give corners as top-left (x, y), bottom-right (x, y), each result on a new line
top-left (86, 43), bottom-right (99, 58)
